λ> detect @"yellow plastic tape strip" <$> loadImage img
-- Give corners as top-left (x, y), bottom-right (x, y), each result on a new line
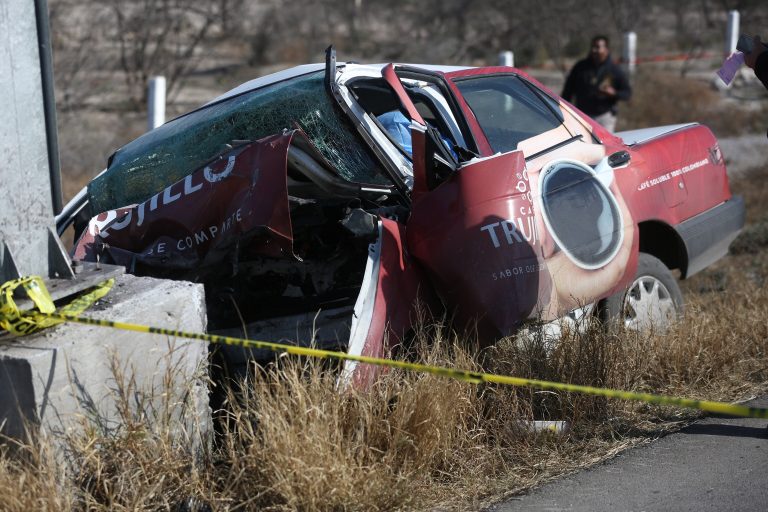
top-left (0, 276), bottom-right (114, 336)
top-left (56, 279), bottom-right (114, 318)
top-left (2, 276), bottom-right (766, 419)
top-left (31, 310), bottom-right (768, 420)
top-left (0, 277), bottom-right (55, 335)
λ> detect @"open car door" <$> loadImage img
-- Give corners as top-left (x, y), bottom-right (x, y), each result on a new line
top-left (380, 65), bottom-right (636, 342)
top-left (377, 64), bottom-right (546, 341)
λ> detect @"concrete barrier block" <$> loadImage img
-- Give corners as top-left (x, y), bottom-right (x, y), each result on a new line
top-left (0, 274), bottom-right (210, 445)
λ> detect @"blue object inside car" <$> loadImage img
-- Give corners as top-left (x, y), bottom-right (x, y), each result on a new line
top-left (377, 110), bottom-right (457, 159)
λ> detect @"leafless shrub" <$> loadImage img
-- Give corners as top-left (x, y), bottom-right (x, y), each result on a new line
top-left (49, 0), bottom-right (114, 110)
top-left (106, 0), bottom-right (238, 107)
top-left (51, 0), bottom-right (245, 110)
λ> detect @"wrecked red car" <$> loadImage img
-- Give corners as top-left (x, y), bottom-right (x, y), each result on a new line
top-left (57, 50), bottom-right (744, 386)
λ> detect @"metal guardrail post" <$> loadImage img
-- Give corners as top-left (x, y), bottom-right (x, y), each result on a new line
top-left (147, 76), bottom-right (166, 131)
top-left (498, 51), bottom-right (514, 67)
top-left (726, 10), bottom-right (739, 55)
top-left (623, 32), bottom-right (637, 77)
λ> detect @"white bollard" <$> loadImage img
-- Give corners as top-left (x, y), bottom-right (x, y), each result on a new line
top-left (147, 76), bottom-right (166, 131)
top-left (726, 10), bottom-right (739, 55)
top-left (498, 51), bottom-right (514, 67)
top-left (622, 32), bottom-right (637, 77)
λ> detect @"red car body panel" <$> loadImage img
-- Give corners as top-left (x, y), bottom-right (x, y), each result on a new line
top-left (345, 218), bottom-right (435, 387)
top-left (624, 126), bottom-right (730, 223)
top-left (72, 133), bottom-right (295, 272)
top-left (401, 67), bottom-right (640, 337)
top-left (392, 63), bottom-right (735, 343)
top-left (407, 150), bottom-right (548, 338)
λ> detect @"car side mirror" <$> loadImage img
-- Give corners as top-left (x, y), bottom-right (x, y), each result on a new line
top-left (608, 150), bottom-right (631, 168)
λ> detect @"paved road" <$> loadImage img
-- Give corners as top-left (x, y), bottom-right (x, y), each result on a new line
top-left (490, 397), bottom-right (768, 512)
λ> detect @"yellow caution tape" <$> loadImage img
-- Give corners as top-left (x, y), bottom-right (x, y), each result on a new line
top-left (2, 276), bottom-right (767, 419)
top-left (0, 276), bottom-right (114, 335)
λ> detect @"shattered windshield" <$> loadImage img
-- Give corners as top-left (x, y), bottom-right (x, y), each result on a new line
top-left (87, 71), bottom-right (388, 216)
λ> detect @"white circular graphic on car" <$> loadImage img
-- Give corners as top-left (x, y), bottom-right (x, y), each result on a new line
top-left (539, 159), bottom-right (624, 270)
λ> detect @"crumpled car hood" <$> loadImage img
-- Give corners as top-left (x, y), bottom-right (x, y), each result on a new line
top-left (74, 132), bottom-right (296, 275)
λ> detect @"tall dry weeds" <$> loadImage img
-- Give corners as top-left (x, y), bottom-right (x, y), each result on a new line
top-left (214, 330), bottom-right (489, 511)
top-left (0, 171), bottom-right (765, 510)
top-left (0, 437), bottom-right (73, 512)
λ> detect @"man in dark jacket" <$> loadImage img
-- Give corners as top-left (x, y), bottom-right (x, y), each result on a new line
top-left (561, 35), bottom-right (632, 132)
top-left (744, 35), bottom-right (768, 89)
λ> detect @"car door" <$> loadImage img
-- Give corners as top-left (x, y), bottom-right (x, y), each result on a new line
top-left (380, 68), bottom-right (637, 340)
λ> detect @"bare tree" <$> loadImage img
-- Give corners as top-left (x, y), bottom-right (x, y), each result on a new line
top-left (51, 0), bottom-right (245, 110)
top-left (49, 0), bottom-right (113, 110)
top-left (107, 0), bottom-right (226, 107)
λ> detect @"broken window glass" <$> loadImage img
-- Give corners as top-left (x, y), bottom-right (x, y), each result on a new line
top-left (87, 71), bottom-right (387, 216)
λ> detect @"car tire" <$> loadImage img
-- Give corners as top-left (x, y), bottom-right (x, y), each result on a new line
top-left (598, 252), bottom-right (684, 332)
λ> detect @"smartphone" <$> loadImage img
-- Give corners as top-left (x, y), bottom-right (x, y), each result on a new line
top-left (736, 34), bottom-right (755, 53)
top-left (737, 34), bottom-right (754, 54)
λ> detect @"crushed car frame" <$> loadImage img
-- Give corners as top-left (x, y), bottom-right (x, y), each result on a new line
top-left (58, 48), bottom-right (744, 387)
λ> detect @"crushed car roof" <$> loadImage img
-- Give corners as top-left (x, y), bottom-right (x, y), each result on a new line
top-left (208, 63), bottom-right (473, 105)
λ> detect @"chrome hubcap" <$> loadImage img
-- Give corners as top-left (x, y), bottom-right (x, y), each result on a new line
top-left (622, 275), bottom-right (677, 331)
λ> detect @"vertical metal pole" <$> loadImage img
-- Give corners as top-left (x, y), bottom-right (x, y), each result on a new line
top-left (147, 76), bottom-right (166, 131)
top-left (498, 51), bottom-right (514, 67)
top-left (623, 32), bottom-right (637, 77)
top-left (33, 0), bottom-right (62, 215)
top-left (726, 10), bottom-right (739, 55)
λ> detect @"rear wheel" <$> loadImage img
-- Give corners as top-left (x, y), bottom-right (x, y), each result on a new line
top-left (599, 252), bottom-right (684, 332)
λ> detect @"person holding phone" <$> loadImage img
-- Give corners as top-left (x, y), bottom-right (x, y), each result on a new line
top-left (561, 35), bottom-right (632, 132)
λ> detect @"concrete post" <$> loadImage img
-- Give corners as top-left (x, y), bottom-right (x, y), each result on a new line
top-left (0, 1), bottom-right (211, 452)
top-left (0, 275), bottom-right (211, 448)
top-left (726, 10), bottom-right (739, 55)
top-left (623, 32), bottom-right (637, 77)
top-left (0, 0), bottom-right (72, 281)
top-left (147, 76), bottom-right (166, 131)
top-left (498, 51), bottom-right (515, 67)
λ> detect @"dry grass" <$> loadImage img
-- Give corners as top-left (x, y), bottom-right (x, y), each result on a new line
top-left (7, 167), bottom-right (768, 510)
top-left (0, 439), bottom-right (73, 512)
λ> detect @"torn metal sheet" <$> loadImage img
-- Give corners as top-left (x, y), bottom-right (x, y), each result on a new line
top-left (74, 132), bottom-right (295, 275)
